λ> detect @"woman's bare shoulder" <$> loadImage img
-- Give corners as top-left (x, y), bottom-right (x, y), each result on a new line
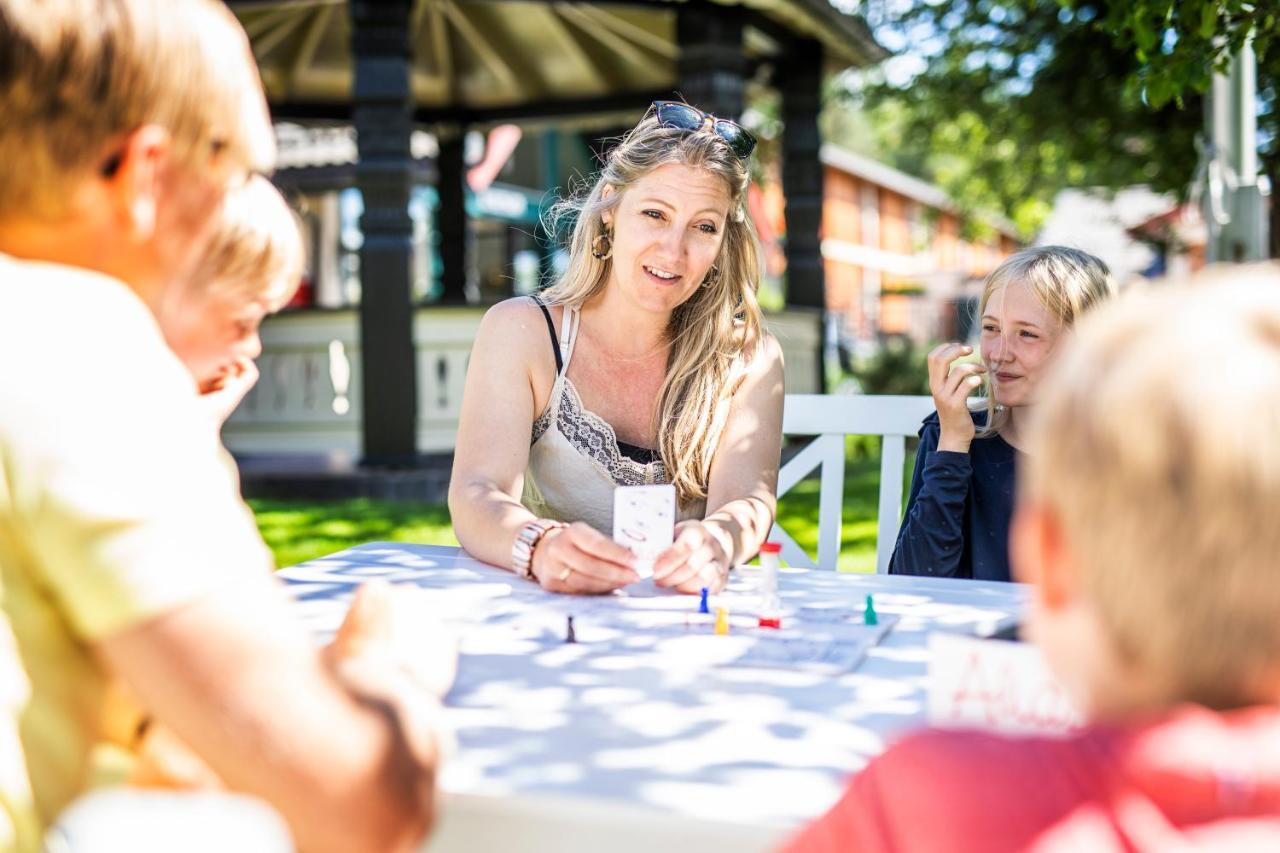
top-left (755, 329), bottom-right (784, 365)
top-left (721, 325), bottom-right (783, 399)
top-left (476, 296), bottom-right (557, 351)
top-left (734, 324), bottom-right (784, 374)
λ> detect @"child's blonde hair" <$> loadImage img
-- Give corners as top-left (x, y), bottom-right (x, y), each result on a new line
top-left (1023, 264), bottom-right (1280, 709)
top-left (975, 246), bottom-right (1115, 437)
top-left (0, 0), bottom-right (269, 219)
top-left (186, 176), bottom-right (305, 310)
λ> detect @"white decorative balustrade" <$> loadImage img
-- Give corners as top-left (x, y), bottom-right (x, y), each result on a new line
top-left (224, 308), bottom-right (481, 455)
top-left (223, 307), bottom-right (823, 457)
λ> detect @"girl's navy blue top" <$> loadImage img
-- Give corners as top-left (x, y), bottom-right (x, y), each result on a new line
top-left (888, 410), bottom-right (1018, 583)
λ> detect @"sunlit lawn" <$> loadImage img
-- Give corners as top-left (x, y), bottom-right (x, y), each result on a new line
top-left (251, 448), bottom-right (914, 572)
top-left (774, 456), bottom-right (883, 573)
top-left (251, 499), bottom-right (458, 569)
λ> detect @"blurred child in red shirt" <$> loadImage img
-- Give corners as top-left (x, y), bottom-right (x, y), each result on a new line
top-left (783, 267), bottom-right (1280, 853)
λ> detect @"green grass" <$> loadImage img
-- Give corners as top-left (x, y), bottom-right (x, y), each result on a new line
top-left (250, 448), bottom-right (915, 572)
top-left (772, 456), bottom-right (882, 573)
top-left (250, 498), bottom-right (458, 569)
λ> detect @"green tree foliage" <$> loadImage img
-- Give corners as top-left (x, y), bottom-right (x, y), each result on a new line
top-left (1096, 0), bottom-right (1278, 255)
top-left (850, 335), bottom-right (933, 396)
top-left (839, 1), bottom-right (1208, 241)
top-left (1098, 0), bottom-right (1274, 108)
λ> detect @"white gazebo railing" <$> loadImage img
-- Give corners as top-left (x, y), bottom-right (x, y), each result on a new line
top-left (223, 308), bottom-right (824, 457)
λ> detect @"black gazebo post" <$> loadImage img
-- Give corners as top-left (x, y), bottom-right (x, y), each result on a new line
top-left (779, 39), bottom-right (827, 392)
top-left (676, 1), bottom-right (745, 119)
top-left (436, 127), bottom-right (469, 303)
top-left (350, 0), bottom-right (418, 466)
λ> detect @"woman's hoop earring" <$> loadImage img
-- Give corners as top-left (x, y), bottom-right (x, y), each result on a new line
top-left (702, 265), bottom-right (720, 288)
top-left (591, 231), bottom-right (613, 261)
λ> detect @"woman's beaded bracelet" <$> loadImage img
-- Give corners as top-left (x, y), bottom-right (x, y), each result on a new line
top-left (511, 518), bottom-right (566, 581)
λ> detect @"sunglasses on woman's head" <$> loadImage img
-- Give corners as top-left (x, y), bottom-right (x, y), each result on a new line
top-left (651, 101), bottom-right (757, 161)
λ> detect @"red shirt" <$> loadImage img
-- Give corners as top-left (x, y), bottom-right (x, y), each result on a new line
top-left (782, 705), bottom-right (1280, 852)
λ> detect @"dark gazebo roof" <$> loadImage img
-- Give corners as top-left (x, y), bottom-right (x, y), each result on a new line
top-left (230, 0), bottom-right (885, 121)
top-left (228, 0), bottom-right (883, 464)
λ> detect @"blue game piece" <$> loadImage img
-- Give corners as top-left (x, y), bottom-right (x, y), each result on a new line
top-left (699, 587), bottom-right (710, 614)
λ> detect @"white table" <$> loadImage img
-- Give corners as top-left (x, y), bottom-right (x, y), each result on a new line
top-left (279, 543), bottom-right (1026, 853)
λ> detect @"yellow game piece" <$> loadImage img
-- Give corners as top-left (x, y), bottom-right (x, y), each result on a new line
top-left (715, 607), bottom-right (729, 635)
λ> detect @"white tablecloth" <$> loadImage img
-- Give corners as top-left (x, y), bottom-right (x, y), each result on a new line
top-left (279, 542), bottom-right (1026, 853)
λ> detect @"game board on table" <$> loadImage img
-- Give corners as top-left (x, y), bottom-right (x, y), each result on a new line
top-left (475, 574), bottom-right (897, 675)
top-left (286, 546), bottom-right (898, 676)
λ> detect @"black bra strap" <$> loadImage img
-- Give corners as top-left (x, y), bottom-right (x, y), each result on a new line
top-left (531, 295), bottom-right (563, 374)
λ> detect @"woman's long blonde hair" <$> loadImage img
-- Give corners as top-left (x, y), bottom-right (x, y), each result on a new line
top-left (540, 112), bottom-right (765, 505)
top-left (975, 245), bottom-right (1115, 438)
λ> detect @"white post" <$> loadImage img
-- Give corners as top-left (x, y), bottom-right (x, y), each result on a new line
top-left (1204, 32), bottom-right (1269, 262)
top-left (876, 435), bottom-right (905, 574)
top-left (315, 192), bottom-right (343, 307)
top-left (815, 434), bottom-right (846, 571)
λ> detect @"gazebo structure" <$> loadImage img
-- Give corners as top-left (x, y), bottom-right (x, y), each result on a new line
top-left (229, 0), bottom-right (885, 468)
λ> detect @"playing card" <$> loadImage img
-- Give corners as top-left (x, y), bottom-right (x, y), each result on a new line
top-left (612, 484), bottom-right (675, 579)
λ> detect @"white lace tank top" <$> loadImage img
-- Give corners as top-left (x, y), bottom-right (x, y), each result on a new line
top-left (522, 301), bottom-right (707, 533)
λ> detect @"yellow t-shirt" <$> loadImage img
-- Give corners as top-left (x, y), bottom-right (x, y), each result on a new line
top-left (0, 254), bottom-right (272, 851)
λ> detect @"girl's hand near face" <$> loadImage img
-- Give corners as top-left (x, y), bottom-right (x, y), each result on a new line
top-left (198, 356), bottom-right (260, 428)
top-left (927, 343), bottom-right (985, 453)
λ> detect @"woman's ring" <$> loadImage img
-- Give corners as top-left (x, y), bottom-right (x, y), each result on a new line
top-left (558, 566), bottom-right (573, 582)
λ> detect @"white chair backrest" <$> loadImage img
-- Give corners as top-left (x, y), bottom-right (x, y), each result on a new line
top-left (770, 394), bottom-right (935, 573)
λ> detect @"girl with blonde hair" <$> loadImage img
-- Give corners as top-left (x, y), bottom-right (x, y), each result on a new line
top-left (158, 174), bottom-right (305, 427)
top-left (889, 245), bottom-right (1114, 581)
top-left (450, 102), bottom-right (784, 595)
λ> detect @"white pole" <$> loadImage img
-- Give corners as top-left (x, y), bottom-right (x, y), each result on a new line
top-left (1204, 32), bottom-right (1269, 262)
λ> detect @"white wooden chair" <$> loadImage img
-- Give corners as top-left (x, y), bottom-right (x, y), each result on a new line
top-left (769, 394), bottom-right (936, 573)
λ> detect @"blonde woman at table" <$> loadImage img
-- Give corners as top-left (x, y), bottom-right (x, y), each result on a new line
top-left (450, 102), bottom-right (785, 596)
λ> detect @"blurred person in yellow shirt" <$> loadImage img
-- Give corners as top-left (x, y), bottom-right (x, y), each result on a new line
top-left (0, 2), bottom-right (452, 851)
